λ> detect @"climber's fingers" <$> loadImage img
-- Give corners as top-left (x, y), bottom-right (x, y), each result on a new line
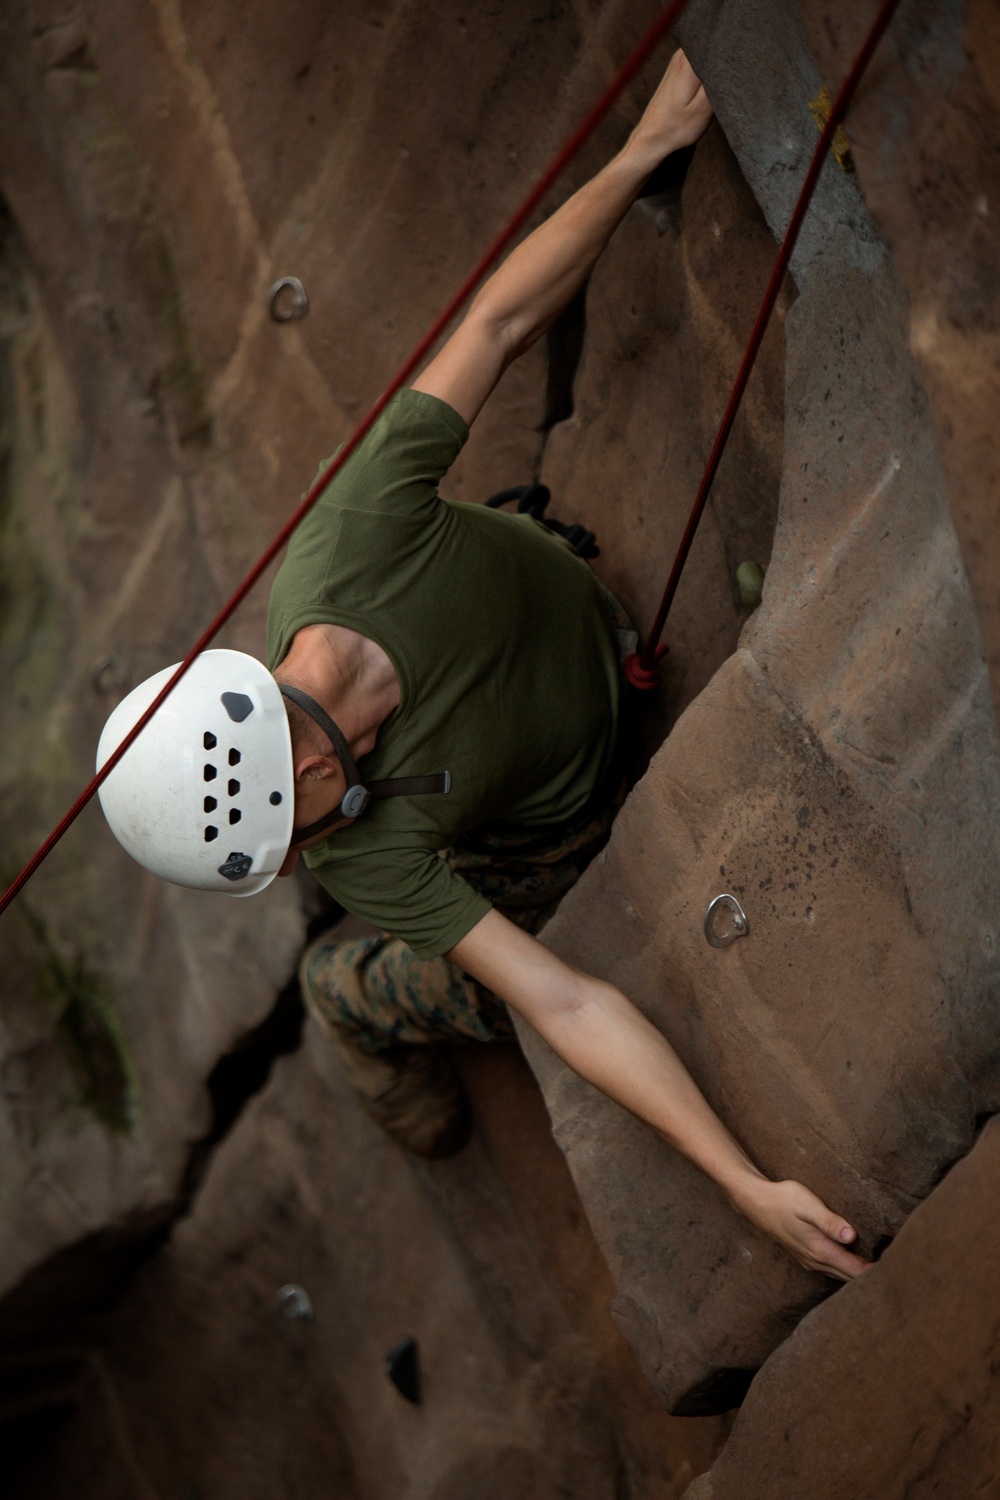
top-left (745, 1179), bottom-right (872, 1283)
top-left (630, 48), bottom-right (714, 163)
top-left (789, 1213), bottom-right (870, 1283)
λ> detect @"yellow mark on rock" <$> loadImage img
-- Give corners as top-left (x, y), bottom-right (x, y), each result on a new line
top-left (809, 87), bottom-right (856, 174)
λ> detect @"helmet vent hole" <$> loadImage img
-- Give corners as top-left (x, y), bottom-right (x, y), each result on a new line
top-left (228, 779), bottom-right (240, 796)
top-left (204, 764), bottom-right (217, 782)
top-left (203, 732), bottom-right (217, 750)
top-left (229, 808), bottom-right (242, 825)
top-left (204, 825), bottom-right (219, 842)
top-left (229, 748), bottom-right (241, 766)
top-left (204, 796), bottom-right (217, 812)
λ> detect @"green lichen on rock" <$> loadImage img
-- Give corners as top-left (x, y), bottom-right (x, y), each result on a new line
top-left (736, 559), bottom-right (766, 611)
top-left (22, 900), bottom-right (138, 1137)
top-left (54, 961), bottom-right (137, 1137)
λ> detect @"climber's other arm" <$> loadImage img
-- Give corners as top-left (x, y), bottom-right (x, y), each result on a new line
top-left (412, 48), bottom-right (712, 427)
top-left (449, 909), bottom-right (870, 1282)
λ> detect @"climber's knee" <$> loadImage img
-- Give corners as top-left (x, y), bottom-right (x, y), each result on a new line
top-left (299, 928), bottom-right (515, 1052)
top-left (299, 931), bottom-right (390, 1053)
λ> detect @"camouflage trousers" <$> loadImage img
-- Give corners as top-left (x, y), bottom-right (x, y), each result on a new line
top-left (301, 774), bottom-right (627, 1054)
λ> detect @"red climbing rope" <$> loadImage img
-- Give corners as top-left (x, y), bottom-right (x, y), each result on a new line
top-left (0, 1), bottom-right (689, 920)
top-left (624, 0), bottom-right (903, 690)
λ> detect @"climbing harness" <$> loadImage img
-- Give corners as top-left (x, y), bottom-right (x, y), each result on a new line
top-left (624, 0), bottom-right (904, 689)
top-left (0, 0), bottom-right (904, 917)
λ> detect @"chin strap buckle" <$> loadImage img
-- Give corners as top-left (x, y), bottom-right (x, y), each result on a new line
top-left (340, 784), bottom-right (371, 819)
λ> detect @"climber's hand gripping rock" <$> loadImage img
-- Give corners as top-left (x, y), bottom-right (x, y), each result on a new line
top-left (412, 48), bottom-right (713, 428)
top-left (625, 45), bottom-right (713, 173)
top-left (451, 910), bottom-right (870, 1283)
top-left (729, 1178), bottom-right (868, 1283)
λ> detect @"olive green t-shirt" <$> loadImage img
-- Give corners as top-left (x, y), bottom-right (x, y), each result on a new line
top-left (266, 388), bottom-right (620, 958)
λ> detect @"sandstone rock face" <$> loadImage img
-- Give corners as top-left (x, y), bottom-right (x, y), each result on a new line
top-left (7, 1020), bottom-right (729, 1500)
top-left (0, 0), bottom-right (327, 1381)
top-left (522, 0), bottom-right (1000, 1414)
top-left (3, 0), bottom-right (999, 1489)
top-left (680, 1116), bottom-right (1000, 1500)
top-left (675, 3), bottom-right (1000, 1490)
top-left (0, 0), bottom-right (770, 1484)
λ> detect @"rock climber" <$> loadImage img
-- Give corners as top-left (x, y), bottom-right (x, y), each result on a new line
top-left (98, 50), bottom-right (868, 1281)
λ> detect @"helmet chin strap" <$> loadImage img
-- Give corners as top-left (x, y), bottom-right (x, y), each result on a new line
top-left (280, 682), bottom-right (452, 849)
top-left (280, 684), bottom-right (371, 844)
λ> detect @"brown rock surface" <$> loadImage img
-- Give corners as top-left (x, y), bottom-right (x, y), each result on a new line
top-left (6, 1018), bottom-right (728, 1500)
top-left (0, 0), bottom-right (767, 1485)
top-left (671, 5), bottom-right (1000, 1491)
top-left (0, 0), bottom-right (308, 1374)
top-left (3, 0), bottom-right (1000, 1488)
top-left (521, 0), bottom-right (1000, 1414)
top-left (680, 1115), bottom-right (1000, 1500)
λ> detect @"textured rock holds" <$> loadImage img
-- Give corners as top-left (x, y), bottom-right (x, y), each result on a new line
top-left (4, 0), bottom-right (999, 1488)
top-left (675, 4), bottom-right (1000, 1488)
top-left (520, 0), bottom-right (1000, 1412)
top-left (679, 1117), bottom-right (1000, 1499)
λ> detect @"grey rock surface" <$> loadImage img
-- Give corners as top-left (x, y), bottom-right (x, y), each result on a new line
top-left (678, 0), bottom-right (884, 282)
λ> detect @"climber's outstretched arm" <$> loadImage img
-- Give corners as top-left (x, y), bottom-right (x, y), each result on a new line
top-left (412, 49), bottom-right (711, 427)
top-left (450, 909), bottom-right (870, 1282)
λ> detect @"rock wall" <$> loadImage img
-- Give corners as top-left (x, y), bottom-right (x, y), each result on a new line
top-left (682, 1117), bottom-right (1000, 1500)
top-left (0, 0), bottom-right (773, 1491)
top-left (5, 1019), bottom-right (728, 1500)
top-left (1, 0), bottom-right (998, 1493)
top-left (521, 0), bottom-right (1000, 1417)
top-left (679, 1), bottom-right (1000, 1492)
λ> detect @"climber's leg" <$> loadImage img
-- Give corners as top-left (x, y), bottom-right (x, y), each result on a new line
top-left (300, 931), bottom-right (516, 1053)
top-left (299, 932), bottom-right (503, 1160)
top-left (299, 767), bottom-right (626, 1157)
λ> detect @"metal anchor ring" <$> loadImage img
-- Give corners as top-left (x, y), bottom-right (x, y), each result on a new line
top-left (268, 276), bottom-right (310, 323)
top-left (703, 893), bottom-right (750, 949)
top-left (277, 1284), bottom-right (314, 1321)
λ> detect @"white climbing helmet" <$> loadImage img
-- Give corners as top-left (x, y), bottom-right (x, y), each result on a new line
top-left (96, 649), bottom-right (294, 897)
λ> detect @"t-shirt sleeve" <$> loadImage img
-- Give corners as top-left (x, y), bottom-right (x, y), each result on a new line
top-left (266, 388), bottom-right (467, 669)
top-left (324, 387), bottom-right (468, 519)
top-left (297, 387), bottom-right (467, 524)
top-left (305, 839), bottom-right (492, 960)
